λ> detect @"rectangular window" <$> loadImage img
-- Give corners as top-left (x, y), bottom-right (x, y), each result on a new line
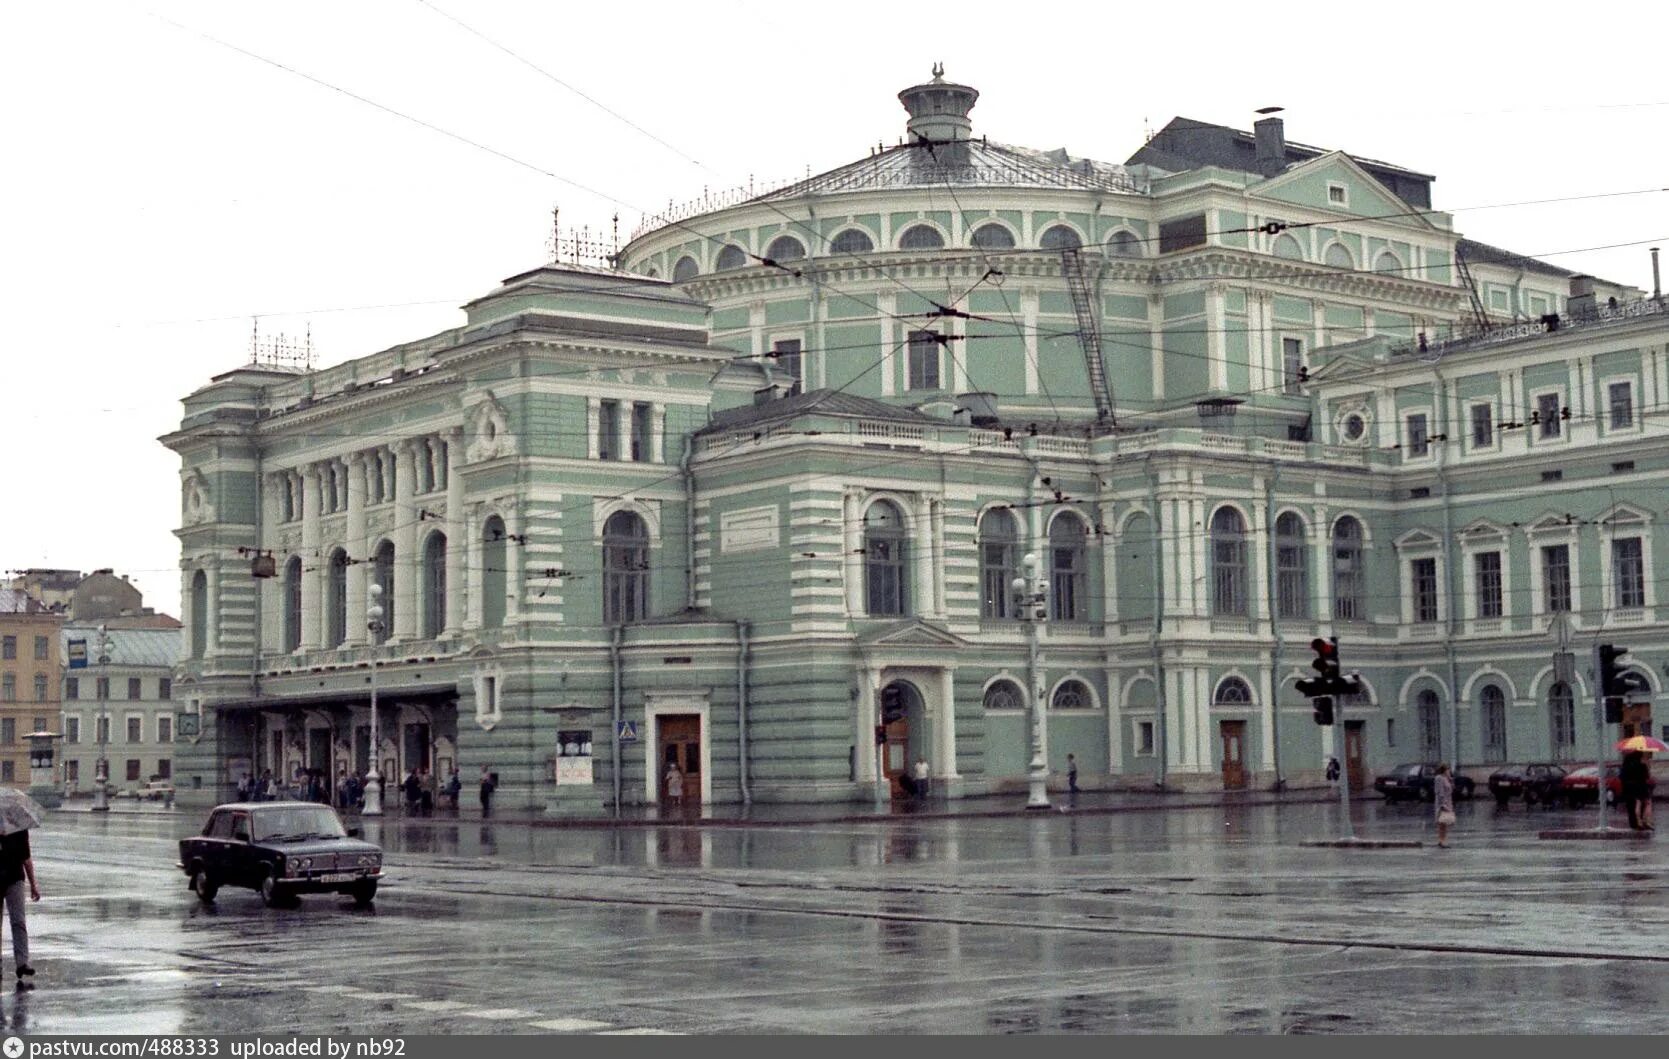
top-left (157, 759), bottom-right (172, 780)
top-left (126, 759), bottom-right (141, 783)
top-left (1543, 544), bottom-right (1572, 613)
top-left (96, 717), bottom-right (109, 744)
top-left (1158, 214), bottom-right (1208, 254)
top-left (1136, 721), bottom-right (1155, 756)
top-left (96, 677), bottom-right (109, 700)
top-left (1609, 381), bottom-right (1634, 430)
top-left (1614, 537), bottom-right (1646, 609)
top-left (1, 637), bottom-right (13, 660)
top-left (1470, 403), bottom-right (1493, 449)
top-left (65, 677), bottom-right (78, 701)
top-left (1327, 184), bottom-right (1347, 205)
top-left (1406, 413), bottom-right (1429, 457)
top-left (0, 763), bottom-right (11, 783)
top-left (65, 717), bottom-right (79, 745)
top-left (1475, 551), bottom-right (1503, 619)
top-left (1412, 556), bottom-right (1439, 623)
top-left (771, 339), bottom-right (803, 394)
top-left (597, 400), bottom-right (620, 461)
top-left (0, 719), bottom-right (13, 744)
top-left (1386, 718), bottom-right (1396, 747)
top-left (33, 636), bottom-right (47, 660)
top-left (159, 678), bottom-right (171, 700)
top-left (906, 331), bottom-right (941, 391)
top-left (0, 675), bottom-right (12, 702)
top-left (158, 715), bottom-right (172, 744)
top-left (629, 401), bottom-right (653, 462)
top-left (1537, 392), bottom-right (1561, 438)
top-left (1282, 337), bottom-right (1304, 395)
top-left (1276, 540), bottom-right (1309, 621)
top-left (33, 674), bottom-right (47, 702)
top-left (128, 677), bottom-right (142, 700)
top-left (65, 761), bottom-right (78, 785)
top-left (127, 717), bottom-right (142, 743)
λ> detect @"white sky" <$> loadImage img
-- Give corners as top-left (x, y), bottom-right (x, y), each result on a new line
top-left (4, 0), bottom-right (1666, 619)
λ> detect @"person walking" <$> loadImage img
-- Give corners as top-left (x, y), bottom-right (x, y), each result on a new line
top-left (1621, 751), bottom-right (1652, 831)
top-left (913, 755), bottom-right (931, 800)
top-left (444, 768), bottom-right (461, 811)
top-left (663, 761), bottom-right (684, 814)
top-left (0, 822), bottom-right (40, 983)
top-left (478, 765), bottom-right (496, 818)
top-left (1434, 763), bottom-right (1457, 848)
top-left (1066, 753), bottom-right (1080, 795)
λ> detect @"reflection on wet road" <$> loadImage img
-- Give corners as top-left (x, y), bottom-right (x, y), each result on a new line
top-left (13, 798), bottom-right (1669, 1033)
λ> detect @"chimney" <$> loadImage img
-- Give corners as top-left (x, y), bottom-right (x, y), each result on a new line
top-left (1567, 274), bottom-right (1597, 319)
top-left (1652, 247), bottom-right (1661, 300)
top-left (1253, 112), bottom-right (1286, 177)
top-left (957, 391), bottom-right (1000, 427)
top-left (752, 383), bottom-right (792, 406)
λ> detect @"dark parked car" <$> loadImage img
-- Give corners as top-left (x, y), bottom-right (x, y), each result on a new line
top-left (1373, 763), bottom-right (1476, 802)
top-left (1487, 763), bottom-right (1568, 807)
top-left (179, 801), bottom-right (383, 907)
top-left (1560, 763), bottom-right (1655, 808)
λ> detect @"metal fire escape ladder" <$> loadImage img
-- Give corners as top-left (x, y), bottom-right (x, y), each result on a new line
top-left (1454, 244), bottom-right (1491, 333)
top-left (1059, 247), bottom-right (1115, 427)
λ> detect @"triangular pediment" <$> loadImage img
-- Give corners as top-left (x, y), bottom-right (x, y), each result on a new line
top-left (1251, 152), bottom-right (1438, 231)
top-left (859, 619), bottom-right (970, 649)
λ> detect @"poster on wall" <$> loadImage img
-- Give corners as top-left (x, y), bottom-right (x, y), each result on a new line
top-left (555, 729), bottom-right (593, 785)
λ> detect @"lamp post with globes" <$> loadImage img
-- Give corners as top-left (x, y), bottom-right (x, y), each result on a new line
top-left (362, 582), bottom-right (385, 816)
top-left (91, 624), bottom-right (114, 812)
top-left (1011, 551), bottom-right (1051, 809)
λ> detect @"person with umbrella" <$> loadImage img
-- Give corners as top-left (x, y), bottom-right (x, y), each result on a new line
top-left (0, 789), bottom-right (44, 983)
top-left (1617, 735), bottom-right (1666, 831)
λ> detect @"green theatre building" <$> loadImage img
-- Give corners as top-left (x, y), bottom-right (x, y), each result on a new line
top-left (163, 71), bottom-right (1667, 811)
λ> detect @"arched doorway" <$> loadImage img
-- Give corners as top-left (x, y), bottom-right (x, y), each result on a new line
top-left (878, 679), bottom-right (926, 799)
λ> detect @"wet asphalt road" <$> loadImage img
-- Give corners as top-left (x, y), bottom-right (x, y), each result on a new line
top-left (8, 795), bottom-right (1669, 1034)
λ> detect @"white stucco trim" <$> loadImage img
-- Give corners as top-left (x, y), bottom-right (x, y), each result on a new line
top-left (644, 692), bottom-right (711, 806)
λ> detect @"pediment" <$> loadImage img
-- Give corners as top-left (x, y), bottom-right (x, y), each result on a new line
top-left (1250, 152), bottom-right (1437, 231)
top-left (859, 619), bottom-right (970, 649)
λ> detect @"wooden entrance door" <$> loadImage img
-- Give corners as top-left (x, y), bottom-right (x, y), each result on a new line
top-left (882, 714), bottom-right (910, 799)
top-left (1344, 721), bottom-right (1367, 791)
top-left (658, 714), bottom-right (701, 810)
top-left (1219, 720), bottom-right (1247, 790)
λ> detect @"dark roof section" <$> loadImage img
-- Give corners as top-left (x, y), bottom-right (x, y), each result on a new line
top-left (750, 139), bottom-right (1145, 203)
top-left (1456, 237), bottom-right (1575, 279)
top-left (1126, 117), bottom-right (1434, 210)
top-left (701, 388), bottom-right (947, 433)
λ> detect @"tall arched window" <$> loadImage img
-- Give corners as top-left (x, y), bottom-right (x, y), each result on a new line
top-left (482, 515), bottom-right (507, 630)
top-left (1039, 224), bottom-right (1082, 250)
top-left (983, 679), bottom-right (1024, 711)
top-left (970, 223), bottom-right (1016, 249)
top-left (1374, 250), bottom-right (1404, 276)
top-left (1480, 684), bottom-right (1507, 763)
top-left (371, 541), bottom-right (394, 645)
top-left (1324, 242), bottom-right (1355, 269)
top-left (1049, 514), bottom-right (1088, 622)
top-left (1549, 682), bottom-right (1576, 759)
top-left (1332, 517), bottom-right (1365, 621)
top-left (1215, 677), bottom-right (1253, 706)
top-left (1275, 512), bottom-right (1310, 620)
top-left (421, 532), bottom-right (447, 638)
top-left (672, 256), bottom-right (699, 282)
top-left (282, 556), bottom-right (302, 653)
top-left (714, 245), bottom-right (747, 271)
top-left (1052, 679), bottom-right (1093, 710)
top-left (1417, 689), bottom-right (1442, 761)
top-left (325, 548), bottom-right (348, 648)
top-left (764, 235), bottom-right (805, 262)
top-left (863, 501), bottom-right (908, 616)
top-left (979, 508), bottom-right (1019, 620)
top-left (190, 570), bottom-right (207, 660)
top-left (829, 228), bottom-right (874, 255)
top-left (898, 224), bottom-right (945, 250)
top-left (1210, 507), bottom-right (1248, 617)
top-left (1108, 230), bottom-right (1143, 258)
top-left (603, 511), bottom-right (650, 625)
top-left (1271, 233), bottom-right (1305, 260)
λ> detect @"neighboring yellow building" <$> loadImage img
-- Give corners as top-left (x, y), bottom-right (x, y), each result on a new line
top-left (0, 590), bottom-right (62, 789)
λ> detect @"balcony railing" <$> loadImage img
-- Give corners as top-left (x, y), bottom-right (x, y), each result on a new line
top-left (1397, 296), bottom-right (1669, 360)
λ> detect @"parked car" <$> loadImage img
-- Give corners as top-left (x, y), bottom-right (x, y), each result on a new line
top-left (138, 780), bottom-right (175, 802)
top-left (1487, 764), bottom-right (1567, 807)
top-left (1374, 763), bottom-right (1476, 802)
top-left (1560, 763), bottom-right (1655, 808)
top-left (178, 801), bottom-right (383, 907)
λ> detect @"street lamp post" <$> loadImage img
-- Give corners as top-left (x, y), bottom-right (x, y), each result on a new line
top-left (91, 624), bottom-right (113, 812)
top-left (1012, 552), bottom-right (1051, 809)
top-left (362, 583), bottom-right (385, 816)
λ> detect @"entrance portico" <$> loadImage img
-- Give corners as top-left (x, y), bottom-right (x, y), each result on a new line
top-left (854, 621), bottom-right (967, 790)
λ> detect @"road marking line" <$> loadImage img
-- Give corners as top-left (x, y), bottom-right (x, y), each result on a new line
top-left (458, 1008), bottom-right (537, 1020)
top-left (405, 1000), bottom-right (469, 1013)
top-left (339, 991), bottom-right (415, 1001)
top-left (598, 1029), bottom-right (678, 1035)
top-left (527, 1018), bottom-right (612, 1032)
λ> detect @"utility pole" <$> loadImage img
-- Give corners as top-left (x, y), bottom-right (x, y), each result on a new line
top-left (1297, 637), bottom-right (1361, 840)
top-left (1012, 551), bottom-right (1051, 809)
top-left (91, 625), bottom-right (113, 812)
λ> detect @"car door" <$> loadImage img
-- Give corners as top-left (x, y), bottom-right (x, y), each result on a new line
top-left (228, 811), bottom-right (258, 887)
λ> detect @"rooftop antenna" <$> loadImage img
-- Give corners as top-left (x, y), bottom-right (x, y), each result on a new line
top-left (546, 205), bottom-right (560, 264)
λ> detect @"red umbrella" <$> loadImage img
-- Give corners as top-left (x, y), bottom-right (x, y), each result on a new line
top-left (1616, 735), bottom-right (1669, 754)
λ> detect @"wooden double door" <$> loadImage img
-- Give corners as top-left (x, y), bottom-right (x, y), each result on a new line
top-left (657, 714), bottom-right (702, 809)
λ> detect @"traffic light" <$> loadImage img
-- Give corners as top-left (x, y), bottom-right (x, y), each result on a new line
top-left (1312, 696), bottom-right (1334, 726)
top-left (1295, 638), bottom-right (1340, 700)
top-left (1598, 644), bottom-right (1630, 698)
top-left (880, 685), bottom-right (906, 725)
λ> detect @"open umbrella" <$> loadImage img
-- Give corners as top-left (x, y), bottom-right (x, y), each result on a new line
top-left (1616, 735), bottom-right (1669, 754)
top-left (0, 789), bottom-right (44, 836)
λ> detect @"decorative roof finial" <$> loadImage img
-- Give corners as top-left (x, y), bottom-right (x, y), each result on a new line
top-left (931, 62), bottom-right (945, 81)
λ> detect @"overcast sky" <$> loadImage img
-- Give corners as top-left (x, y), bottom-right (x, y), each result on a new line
top-left (4, 0), bottom-right (1666, 618)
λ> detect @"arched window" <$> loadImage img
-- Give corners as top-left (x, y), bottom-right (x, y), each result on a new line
top-left (1210, 507), bottom-right (1248, 617)
top-left (863, 501), bottom-right (908, 616)
top-left (764, 235), bottom-right (805, 262)
top-left (1324, 242), bottom-right (1355, 269)
top-left (672, 256), bottom-right (699, 282)
top-left (979, 508), bottom-right (1019, 620)
top-left (1052, 679), bottom-right (1093, 710)
top-left (371, 540), bottom-right (394, 645)
top-left (482, 516), bottom-right (507, 630)
top-left (1332, 517), bottom-right (1365, 621)
top-left (970, 223), bottom-right (1016, 250)
top-left (1275, 512), bottom-right (1310, 620)
top-left (189, 570), bottom-right (207, 660)
top-left (1039, 224), bottom-right (1082, 250)
top-left (1108, 230), bottom-right (1143, 258)
top-left (898, 224), bottom-right (944, 250)
top-left (984, 680), bottom-right (1025, 711)
top-left (603, 511), bottom-right (650, 625)
top-left (282, 556), bottom-right (302, 653)
top-left (714, 245), bottom-right (747, 271)
top-left (1417, 689), bottom-right (1442, 761)
top-left (1215, 677), bottom-right (1253, 706)
top-left (1480, 684), bottom-right (1507, 763)
top-left (325, 548), bottom-right (348, 649)
top-left (1271, 233), bottom-right (1305, 260)
top-left (829, 228), bottom-right (874, 255)
top-left (1049, 514), bottom-right (1089, 622)
top-left (1549, 682), bottom-right (1576, 759)
top-left (1374, 250), bottom-right (1403, 276)
top-left (421, 532), bottom-right (447, 639)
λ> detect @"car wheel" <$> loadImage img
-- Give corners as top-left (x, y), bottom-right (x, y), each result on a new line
top-left (1494, 793), bottom-right (1511, 808)
top-left (1459, 781), bottom-right (1474, 800)
top-left (1606, 788), bottom-right (1618, 807)
top-left (1421, 787), bottom-right (1436, 803)
top-left (1525, 789), bottom-right (1540, 806)
top-left (259, 869), bottom-right (286, 908)
top-left (350, 880), bottom-right (378, 907)
top-left (190, 866), bottom-right (218, 903)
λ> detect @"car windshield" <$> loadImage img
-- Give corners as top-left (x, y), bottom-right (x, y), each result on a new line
top-left (1395, 764), bottom-right (1423, 776)
top-left (252, 806), bottom-right (348, 842)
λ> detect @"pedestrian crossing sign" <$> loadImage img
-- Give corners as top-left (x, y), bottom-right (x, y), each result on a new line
top-left (617, 720), bottom-right (638, 742)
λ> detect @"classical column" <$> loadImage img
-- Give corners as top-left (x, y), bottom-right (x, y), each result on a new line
top-left (503, 501), bottom-right (524, 626)
top-left (935, 667), bottom-right (960, 779)
top-left (856, 666), bottom-right (879, 782)
top-left (843, 491), bottom-right (863, 615)
top-left (444, 428), bottom-right (465, 635)
top-left (204, 562), bottom-right (221, 657)
top-left (260, 474), bottom-right (284, 655)
top-left (912, 495), bottom-right (934, 618)
top-left (345, 453), bottom-right (368, 645)
top-left (464, 502), bottom-right (484, 630)
top-left (393, 441), bottom-right (419, 641)
top-left (1098, 498), bottom-right (1118, 627)
top-left (299, 464), bottom-right (322, 650)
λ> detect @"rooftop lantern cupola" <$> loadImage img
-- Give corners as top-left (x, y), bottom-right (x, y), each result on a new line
top-left (898, 63), bottom-right (978, 162)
